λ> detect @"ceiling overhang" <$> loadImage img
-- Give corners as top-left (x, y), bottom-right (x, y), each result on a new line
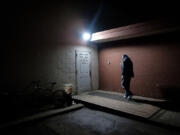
top-left (91, 19), bottom-right (180, 43)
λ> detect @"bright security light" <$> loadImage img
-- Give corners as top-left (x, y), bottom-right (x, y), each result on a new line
top-left (82, 32), bottom-right (91, 41)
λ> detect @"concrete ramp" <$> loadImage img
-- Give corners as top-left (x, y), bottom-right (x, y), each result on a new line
top-left (73, 90), bottom-right (161, 119)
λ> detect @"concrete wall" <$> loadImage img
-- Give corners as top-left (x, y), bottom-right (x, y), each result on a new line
top-left (98, 32), bottom-right (180, 99)
top-left (1, 2), bottom-right (99, 94)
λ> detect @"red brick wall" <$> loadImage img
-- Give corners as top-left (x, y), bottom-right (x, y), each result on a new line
top-left (98, 33), bottom-right (180, 99)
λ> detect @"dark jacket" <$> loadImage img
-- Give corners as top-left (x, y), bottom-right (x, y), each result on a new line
top-left (121, 56), bottom-right (134, 77)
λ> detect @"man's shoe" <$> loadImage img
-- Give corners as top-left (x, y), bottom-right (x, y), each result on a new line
top-left (127, 95), bottom-right (132, 100)
top-left (123, 95), bottom-right (127, 98)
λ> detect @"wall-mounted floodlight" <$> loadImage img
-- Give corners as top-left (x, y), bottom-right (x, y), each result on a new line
top-left (82, 32), bottom-right (91, 41)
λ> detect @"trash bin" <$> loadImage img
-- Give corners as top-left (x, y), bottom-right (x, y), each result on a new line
top-left (64, 84), bottom-right (72, 94)
top-left (53, 90), bottom-right (66, 108)
top-left (64, 84), bottom-right (72, 106)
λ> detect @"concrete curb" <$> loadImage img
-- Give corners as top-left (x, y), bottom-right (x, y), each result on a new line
top-left (0, 103), bottom-right (84, 129)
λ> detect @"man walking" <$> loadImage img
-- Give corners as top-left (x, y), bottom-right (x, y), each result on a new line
top-left (121, 54), bottom-right (134, 99)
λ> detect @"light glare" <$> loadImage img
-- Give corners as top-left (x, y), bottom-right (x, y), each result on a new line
top-left (82, 32), bottom-right (91, 41)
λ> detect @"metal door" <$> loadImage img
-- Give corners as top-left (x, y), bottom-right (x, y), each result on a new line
top-left (76, 51), bottom-right (91, 92)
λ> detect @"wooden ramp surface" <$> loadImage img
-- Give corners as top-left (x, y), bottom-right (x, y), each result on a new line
top-left (73, 90), bottom-right (161, 119)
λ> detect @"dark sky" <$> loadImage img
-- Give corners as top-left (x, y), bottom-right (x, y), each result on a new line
top-left (86, 0), bottom-right (180, 32)
top-left (2, 0), bottom-right (180, 33)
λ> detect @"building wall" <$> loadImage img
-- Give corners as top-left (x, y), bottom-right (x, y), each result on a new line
top-left (3, 44), bottom-right (98, 94)
top-left (98, 32), bottom-right (180, 99)
top-left (1, 3), bottom-right (99, 94)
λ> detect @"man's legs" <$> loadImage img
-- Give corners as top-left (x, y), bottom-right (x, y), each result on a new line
top-left (121, 76), bottom-right (132, 98)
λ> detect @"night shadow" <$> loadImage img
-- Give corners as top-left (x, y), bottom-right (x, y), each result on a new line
top-left (159, 85), bottom-right (180, 102)
top-left (131, 99), bottom-right (180, 112)
top-left (131, 86), bottom-right (180, 112)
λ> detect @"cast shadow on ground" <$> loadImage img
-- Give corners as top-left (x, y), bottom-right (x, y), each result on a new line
top-left (132, 98), bottom-right (180, 112)
top-left (132, 86), bottom-right (180, 112)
